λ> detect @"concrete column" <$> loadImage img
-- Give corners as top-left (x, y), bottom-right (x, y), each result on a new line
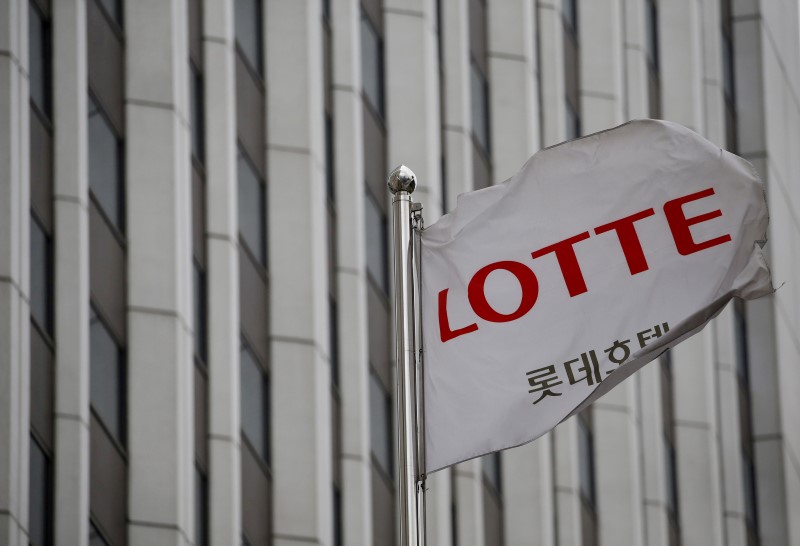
top-left (441, 0), bottom-right (473, 207)
top-left (330, 1), bottom-right (373, 545)
top-left (579, 0), bottom-right (625, 133)
top-left (50, 1), bottom-right (91, 544)
top-left (125, 0), bottom-right (195, 543)
top-left (487, 0), bottom-right (539, 181)
top-left (266, 1), bottom-right (333, 546)
top-left (0, 0), bottom-right (31, 543)
top-left (454, 460), bottom-right (485, 546)
top-left (671, 331), bottom-right (725, 546)
top-left (713, 307), bottom-right (749, 546)
top-left (658, 0), bottom-right (704, 131)
top-left (385, 0), bottom-right (443, 217)
top-left (202, 1), bottom-right (242, 544)
top-left (579, 8), bottom-right (647, 545)
top-left (537, 0), bottom-right (567, 147)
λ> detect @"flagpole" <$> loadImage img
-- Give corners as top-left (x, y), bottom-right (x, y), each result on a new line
top-left (388, 165), bottom-right (426, 546)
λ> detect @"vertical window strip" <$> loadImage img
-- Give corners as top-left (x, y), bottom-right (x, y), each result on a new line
top-left (29, 435), bottom-right (53, 546)
top-left (89, 305), bottom-right (126, 447)
top-left (29, 0), bottom-right (52, 119)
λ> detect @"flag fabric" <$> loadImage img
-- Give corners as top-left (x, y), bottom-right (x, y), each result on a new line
top-left (420, 119), bottom-right (773, 474)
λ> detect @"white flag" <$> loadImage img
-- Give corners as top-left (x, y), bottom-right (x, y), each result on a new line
top-left (421, 119), bottom-right (773, 474)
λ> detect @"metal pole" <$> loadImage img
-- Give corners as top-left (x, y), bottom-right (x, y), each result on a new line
top-left (388, 165), bottom-right (426, 546)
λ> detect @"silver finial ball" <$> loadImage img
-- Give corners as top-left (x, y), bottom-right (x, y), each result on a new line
top-left (387, 165), bottom-right (417, 194)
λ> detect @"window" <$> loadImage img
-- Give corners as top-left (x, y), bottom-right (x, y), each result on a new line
top-left (88, 94), bottom-right (124, 233)
top-left (369, 371), bottom-right (392, 476)
top-left (194, 262), bottom-right (208, 363)
top-left (482, 453), bottom-right (501, 493)
top-left (30, 215), bottom-right (53, 335)
top-left (325, 114), bottom-right (335, 202)
top-left (645, 0), bottom-right (659, 72)
top-left (29, 1), bottom-right (51, 118)
top-left (241, 342), bottom-right (269, 464)
top-left (89, 522), bottom-right (109, 546)
top-left (329, 297), bottom-right (339, 386)
top-left (722, 30), bottom-right (735, 105)
top-left (29, 435), bottom-right (52, 546)
top-left (360, 12), bottom-right (384, 117)
top-left (470, 61), bottom-right (490, 153)
top-left (190, 62), bottom-right (205, 164)
top-left (742, 451), bottom-right (758, 536)
top-left (322, 0), bottom-right (331, 22)
top-left (364, 191), bottom-right (388, 293)
top-left (565, 98), bottom-right (581, 141)
top-left (196, 467), bottom-right (209, 546)
top-left (90, 306), bottom-right (125, 444)
top-left (333, 486), bottom-right (343, 546)
top-left (665, 437), bottom-right (678, 517)
top-left (562, 0), bottom-right (577, 34)
top-left (235, 0), bottom-right (263, 76)
top-left (577, 416), bottom-right (596, 507)
top-left (237, 149), bottom-right (266, 266)
top-left (97, 0), bottom-right (123, 27)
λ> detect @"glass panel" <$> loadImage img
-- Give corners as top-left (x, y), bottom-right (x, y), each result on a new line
top-left (241, 343), bottom-right (268, 463)
top-left (237, 150), bottom-right (266, 265)
top-left (30, 215), bottom-right (52, 334)
top-left (235, 0), bottom-right (263, 75)
top-left (562, 0), bottom-right (577, 33)
top-left (194, 262), bottom-right (207, 363)
top-left (369, 372), bottom-right (392, 475)
top-left (325, 114), bottom-right (335, 201)
top-left (578, 417), bottom-right (595, 506)
top-left (722, 31), bottom-right (735, 103)
top-left (470, 62), bottom-right (490, 152)
top-left (329, 297), bottom-right (339, 386)
top-left (196, 467), bottom-right (208, 546)
top-left (482, 453), bottom-right (501, 492)
top-left (360, 13), bottom-right (384, 117)
top-left (190, 63), bottom-right (205, 163)
top-left (29, 2), bottom-right (51, 117)
top-left (743, 453), bottom-right (758, 534)
top-left (88, 95), bottom-right (124, 232)
top-left (665, 437), bottom-right (678, 517)
top-left (333, 487), bottom-right (343, 546)
top-left (90, 307), bottom-right (124, 443)
top-left (734, 301), bottom-right (749, 384)
top-left (565, 98), bottom-right (581, 141)
top-left (364, 192), bottom-right (387, 293)
top-left (97, 0), bottom-right (123, 26)
top-left (29, 436), bottom-right (51, 546)
top-left (89, 522), bottom-right (109, 546)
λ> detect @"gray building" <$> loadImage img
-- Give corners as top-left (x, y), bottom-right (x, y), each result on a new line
top-left (0, 0), bottom-right (798, 545)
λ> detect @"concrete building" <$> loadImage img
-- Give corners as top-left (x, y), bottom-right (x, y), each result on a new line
top-left (0, 0), bottom-right (798, 545)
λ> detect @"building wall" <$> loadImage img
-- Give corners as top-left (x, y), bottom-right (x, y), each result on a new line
top-left (2, 1), bottom-right (798, 546)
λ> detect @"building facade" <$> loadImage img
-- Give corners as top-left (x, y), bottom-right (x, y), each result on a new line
top-left (1, 0), bottom-right (799, 545)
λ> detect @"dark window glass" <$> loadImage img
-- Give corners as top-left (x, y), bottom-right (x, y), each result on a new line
top-left (241, 342), bottom-right (269, 463)
top-left (235, 0), bottom-right (263, 76)
top-left (369, 372), bottom-right (392, 476)
top-left (565, 98), bottom-right (581, 140)
top-left (194, 262), bottom-right (207, 363)
top-left (325, 114), bottom-right (335, 202)
top-left (190, 62), bottom-right (205, 164)
top-left (97, 0), bottom-right (123, 27)
top-left (237, 149), bottom-right (266, 266)
top-left (562, 0), bottom-right (577, 34)
top-left (743, 452), bottom-right (758, 535)
top-left (734, 301), bottom-right (749, 385)
top-left (482, 453), bottom-right (501, 493)
top-left (89, 522), bottom-right (109, 546)
top-left (665, 437), bottom-right (678, 517)
top-left (196, 467), bottom-right (209, 546)
top-left (645, 0), bottom-right (659, 71)
top-left (333, 486), bottom-right (343, 546)
top-left (322, 0), bottom-right (331, 21)
top-left (470, 61), bottom-right (490, 153)
top-left (29, 1), bottom-right (52, 118)
top-left (88, 95), bottom-right (124, 233)
top-left (364, 191), bottom-right (387, 293)
top-left (29, 435), bottom-right (52, 546)
top-left (360, 12), bottom-right (384, 117)
top-left (329, 297), bottom-right (339, 386)
top-left (30, 215), bottom-right (53, 335)
top-left (90, 306), bottom-right (125, 444)
top-left (578, 417), bottom-right (596, 507)
top-left (722, 31), bottom-right (735, 102)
